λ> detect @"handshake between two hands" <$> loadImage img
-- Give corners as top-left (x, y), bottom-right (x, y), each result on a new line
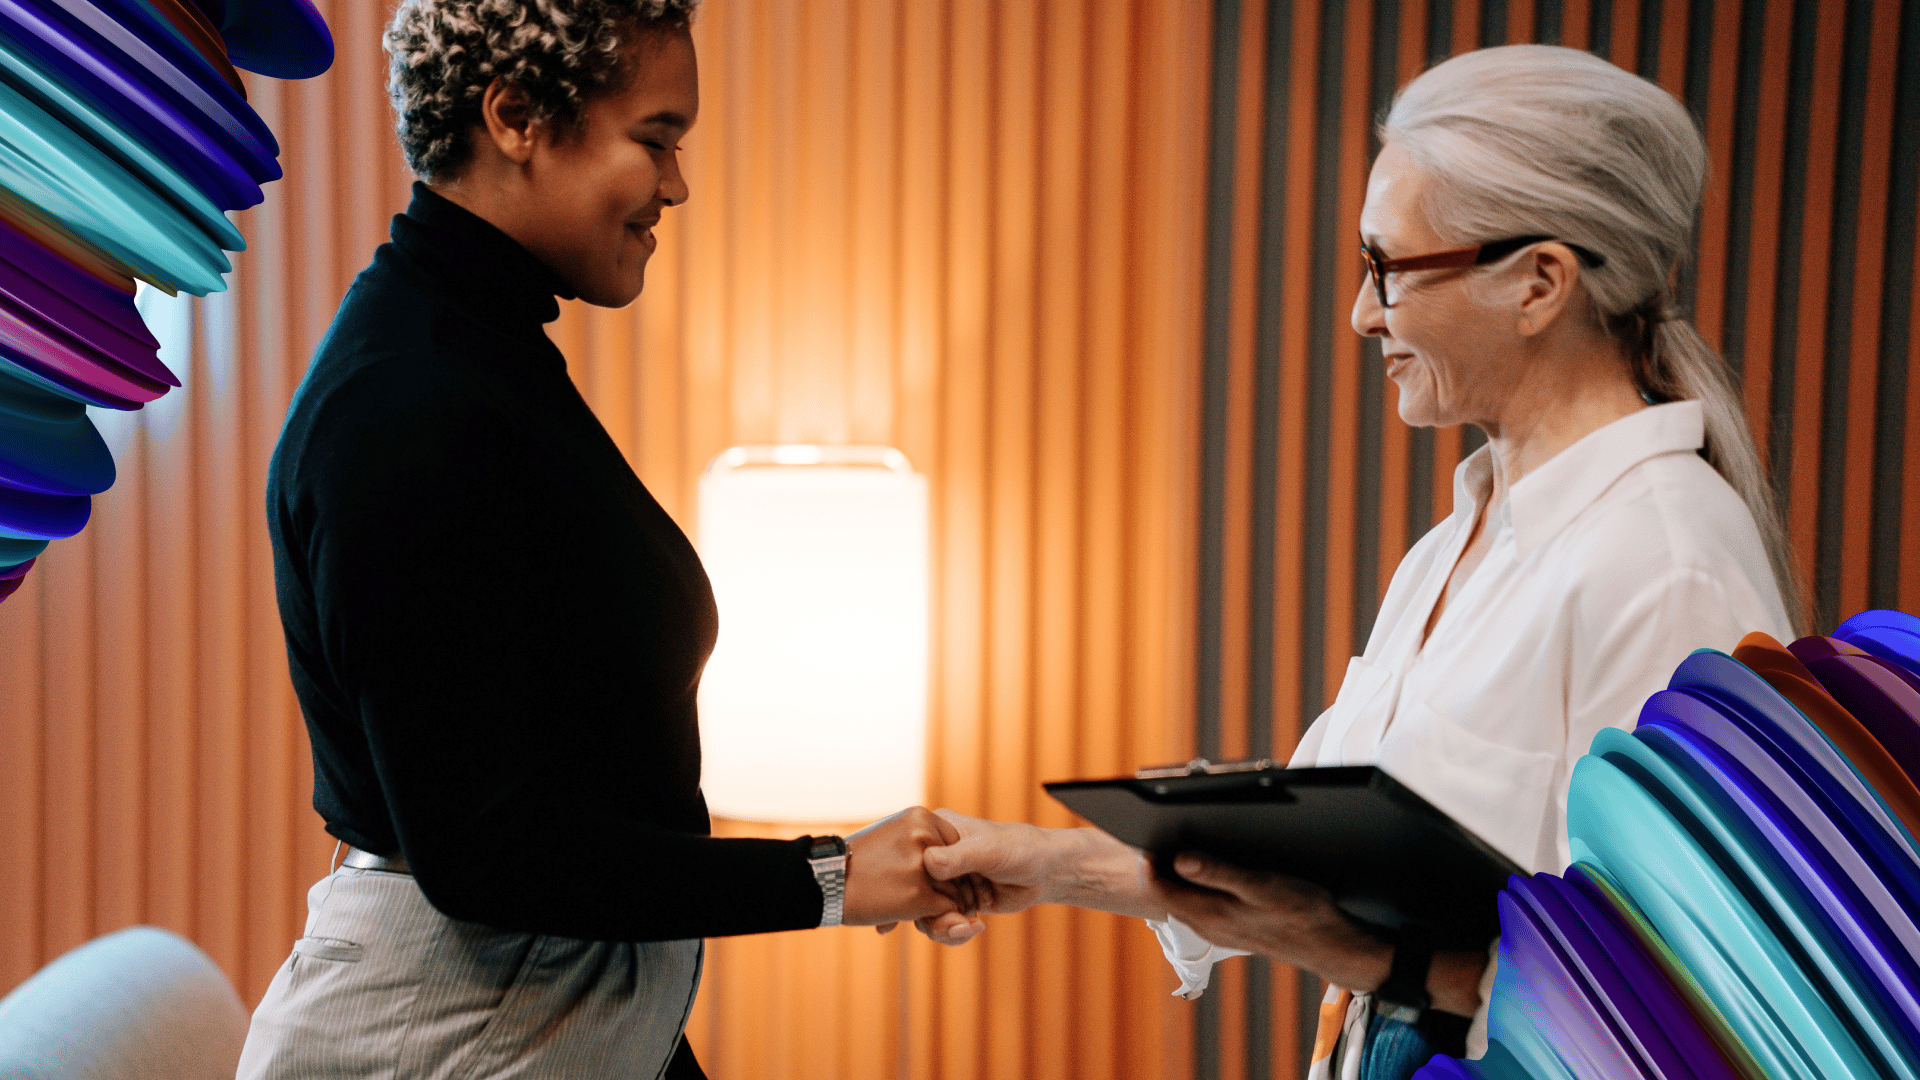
top-left (841, 806), bottom-right (1274, 948)
top-left (839, 807), bottom-right (1411, 1002)
top-left (841, 809), bottom-right (1484, 1017)
top-left (837, 807), bottom-right (1086, 947)
top-left (844, 808), bottom-right (1337, 949)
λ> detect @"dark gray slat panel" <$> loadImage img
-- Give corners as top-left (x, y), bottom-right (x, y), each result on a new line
top-left (1197, 1), bottom-right (1247, 1068)
top-left (1244, 0), bottom-right (1301, 1068)
top-left (1675, 0), bottom-right (1714, 318)
top-left (1481, 0), bottom-right (1509, 44)
top-left (1195, 957), bottom-right (1223, 1079)
top-left (1771, 0), bottom-right (1819, 624)
top-left (1301, 0), bottom-right (1348, 763)
top-left (1637, 0), bottom-right (1663, 77)
top-left (1591, 0), bottom-right (1615, 57)
top-left (1244, 956), bottom-right (1273, 1080)
top-left (1719, 0), bottom-right (1769, 378)
top-left (1405, 422), bottom-right (1437, 536)
top-left (1815, 0), bottom-right (1874, 626)
top-left (1871, 0), bottom-right (1920, 607)
top-left (1460, 422), bottom-right (1487, 458)
top-left (1407, 0), bottom-right (1454, 532)
top-left (1304, 1), bottom-right (1390, 1070)
top-left (1405, 422), bottom-right (1436, 534)
top-left (1353, 0), bottom-right (1401, 665)
top-left (1538, 0), bottom-right (1566, 44)
top-left (1428, 0), bottom-right (1455, 62)
top-left (1249, 0), bottom-right (1299, 768)
top-left (1682, 0), bottom-right (1713, 121)
top-left (1197, 0), bottom-right (1245, 766)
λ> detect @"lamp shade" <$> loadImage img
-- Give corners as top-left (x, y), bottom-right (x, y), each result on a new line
top-left (696, 445), bottom-right (929, 822)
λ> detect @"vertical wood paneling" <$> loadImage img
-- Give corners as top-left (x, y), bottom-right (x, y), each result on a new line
top-left (0, 0), bottom-right (421, 1011)
top-left (0, 537), bottom-right (44, 995)
top-left (1831, 0), bottom-right (1897, 623)
top-left (1890, 0), bottom-right (1920, 657)
top-left (5, 0), bottom-right (1209, 1072)
top-left (930, 0), bottom-right (992, 1072)
top-left (1195, 1), bottom-right (1920, 1077)
top-left (557, 3), bottom-right (1213, 1079)
top-left (11, 2), bottom-right (1914, 1078)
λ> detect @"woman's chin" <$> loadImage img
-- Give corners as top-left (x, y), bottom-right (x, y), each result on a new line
top-left (575, 268), bottom-right (648, 309)
top-left (1395, 398), bottom-right (1438, 429)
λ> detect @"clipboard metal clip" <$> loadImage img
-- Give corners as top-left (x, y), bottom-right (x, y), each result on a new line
top-left (1134, 757), bottom-right (1275, 779)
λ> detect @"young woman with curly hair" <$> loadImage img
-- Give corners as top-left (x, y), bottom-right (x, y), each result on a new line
top-left (236, 4), bottom-right (978, 1078)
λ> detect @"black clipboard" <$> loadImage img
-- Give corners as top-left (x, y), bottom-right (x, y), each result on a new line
top-left (1044, 764), bottom-right (1523, 949)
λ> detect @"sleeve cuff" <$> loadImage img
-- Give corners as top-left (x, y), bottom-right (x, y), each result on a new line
top-left (1466, 939), bottom-right (1498, 1059)
top-left (1148, 915), bottom-right (1253, 1000)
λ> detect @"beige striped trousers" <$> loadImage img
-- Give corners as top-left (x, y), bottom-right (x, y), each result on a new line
top-left (235, 865), bottom-right (702, 1079)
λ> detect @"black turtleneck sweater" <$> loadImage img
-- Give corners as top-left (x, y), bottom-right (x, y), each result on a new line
top-left (267, 184), bottom-right (823, 942)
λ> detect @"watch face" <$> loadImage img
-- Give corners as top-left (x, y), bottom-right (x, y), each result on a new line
top-left (809, 835), bottom-right (847, 860)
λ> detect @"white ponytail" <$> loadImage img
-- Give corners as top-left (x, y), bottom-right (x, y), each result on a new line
top-left (1383, 44), bottom-right (1806, 634)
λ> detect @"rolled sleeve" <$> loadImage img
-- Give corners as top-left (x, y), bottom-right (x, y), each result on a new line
top-left (1148, 916), bottom-right (1253, 1000)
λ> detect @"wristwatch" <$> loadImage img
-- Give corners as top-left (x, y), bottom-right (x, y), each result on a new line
top-left (808, 835), bottom-right (848, 928)
top-left (1373, 937), bottom-right (1434, 1025)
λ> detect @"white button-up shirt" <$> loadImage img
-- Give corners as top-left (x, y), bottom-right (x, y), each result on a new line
top-left (1152, 401), bottom-right (1792, 1032)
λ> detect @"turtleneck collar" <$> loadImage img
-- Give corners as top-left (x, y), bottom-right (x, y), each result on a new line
top-left (389, 182), bottom-right (575, 330)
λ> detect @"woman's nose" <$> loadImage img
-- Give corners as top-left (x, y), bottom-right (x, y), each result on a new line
top-left (660, 158), bottom-right (690, 208)
top-left (1351, 275), bottom-right (1385, 337)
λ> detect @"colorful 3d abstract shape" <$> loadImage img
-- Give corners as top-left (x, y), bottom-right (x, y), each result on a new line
top-left (1414, 611), bottom-right (1920, 1080)
top-left (0, 0), bottom-right (332, 601)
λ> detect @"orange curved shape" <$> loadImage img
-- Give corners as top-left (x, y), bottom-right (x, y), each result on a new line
top-left (145, 0), bottom-right (247, 100)
top-left (1733, 630), bottom-right (1920, 844)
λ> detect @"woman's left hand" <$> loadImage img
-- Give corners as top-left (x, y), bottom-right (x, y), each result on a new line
top-left (1149, 852), bottom-right (1394, 994)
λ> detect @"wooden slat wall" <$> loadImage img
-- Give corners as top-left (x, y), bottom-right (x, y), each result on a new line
top-left (0, 0), bottom-right (413, 1010)
top-left (0, 2), bottom-right (1213, 1079)
top-left (1191, 0), bottom-right (1920, 1078)
top-left (8, 2), bottom-right (1916, 1078)
top-left (570, 3), bottom-right (1210, 1076)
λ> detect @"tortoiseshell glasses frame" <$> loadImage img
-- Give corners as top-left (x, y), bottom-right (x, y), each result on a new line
top-left (1359, 234), bottom-right (1606, 308)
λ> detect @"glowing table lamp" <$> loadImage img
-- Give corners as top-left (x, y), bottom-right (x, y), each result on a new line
top-left (696, 445), bottom-right (929, 822)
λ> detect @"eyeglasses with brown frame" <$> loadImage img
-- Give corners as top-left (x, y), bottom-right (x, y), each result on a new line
top-left (1359, 234), bottom-right (1607, 309)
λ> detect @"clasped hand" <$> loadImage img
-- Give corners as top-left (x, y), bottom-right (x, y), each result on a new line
top-left (849, 812), bottom-right (1485, 1015)
top-left (839, 808), bottom-right (987, 935)
top-left (840, 809), bottom-right (1101, 944)
top-left (899, 813), bottom-right (1416, 1000)
top-left (856, 811), bottom-right (1372, 967)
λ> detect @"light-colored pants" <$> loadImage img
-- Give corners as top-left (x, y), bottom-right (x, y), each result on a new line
top-left (236, 865), bottom-right (702, 1080)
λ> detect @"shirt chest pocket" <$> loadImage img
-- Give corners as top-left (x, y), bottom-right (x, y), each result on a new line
top-left (1374, 696), bottom-right (1558, 872)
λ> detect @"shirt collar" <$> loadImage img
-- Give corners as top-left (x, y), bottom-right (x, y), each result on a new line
top-left (388, 182), bottom-right (574, 330)
top-left (1449, 400), bottom-right (1707, 558)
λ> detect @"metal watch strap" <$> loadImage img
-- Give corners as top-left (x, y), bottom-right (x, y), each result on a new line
top-left (1373, 936), bottom-right (1435, 1025)
top-left (808, 835), bottom-right (848, 928)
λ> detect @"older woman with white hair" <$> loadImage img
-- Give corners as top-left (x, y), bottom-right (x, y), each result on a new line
top-left (914, 43), bottom-right (1798, 1080)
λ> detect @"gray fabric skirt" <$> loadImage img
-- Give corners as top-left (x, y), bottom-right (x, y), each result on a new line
top-left (236, 866), bottom-right (703, 1080)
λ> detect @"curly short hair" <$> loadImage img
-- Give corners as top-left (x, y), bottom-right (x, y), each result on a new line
top-left (386, 0), bottom-right (698, 181)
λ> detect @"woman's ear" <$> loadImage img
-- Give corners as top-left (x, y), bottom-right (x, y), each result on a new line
top-left (478, 78), bottom-right (540, 164)
top-left (1514, 243), bottom-right (1582, 339)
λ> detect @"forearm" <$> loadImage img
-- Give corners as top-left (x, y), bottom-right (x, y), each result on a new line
top-left (402, 807), bottom-right (825, 940)
top-left (1039, 828), bottom-right (1169, 921)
